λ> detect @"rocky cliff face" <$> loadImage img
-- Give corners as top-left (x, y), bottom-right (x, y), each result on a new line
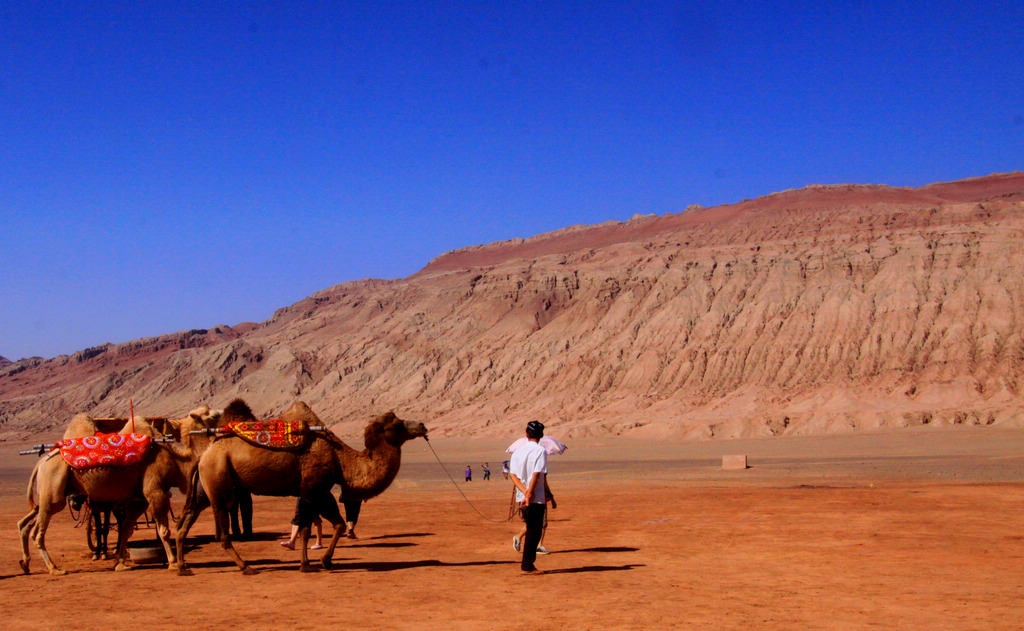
top-left (3, 173), bottom-right (1023, 440)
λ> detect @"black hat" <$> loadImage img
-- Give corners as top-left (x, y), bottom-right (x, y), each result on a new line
top-left (526, 420), bottom-right (545, 438)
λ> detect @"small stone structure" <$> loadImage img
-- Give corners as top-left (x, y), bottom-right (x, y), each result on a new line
top-left (722, 454), bottom-right (748, 470)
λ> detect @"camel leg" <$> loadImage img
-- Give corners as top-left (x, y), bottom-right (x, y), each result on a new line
top-left (24, 453), bottom-right (70, 575)
top-left (213, 504), bottom-right (258, 575)
top-left (313, 491), bottom-right (344, 571)
top-left (33, 501), bottom-right (67, 575)
top-left (148, 492), bottom-right (178, 569)
top-left (298, 526), bottom-right (316, 572)
top-left (101, 507), bottom-right (113, 560)
top-left (113, 503), bottom-right (145, 572)
top-left (176, 463), bottom-right (213, 576)
top-left (174, 501), bottom-right (204, 576)
top-left (321, 522), bottom-right (346, 571)
top-left (17, 506), bottom-right (39, 574)
top-left (89, 503), bottom-right (109, 561)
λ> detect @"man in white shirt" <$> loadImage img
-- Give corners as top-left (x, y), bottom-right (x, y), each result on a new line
top-left (509, 420), bottom-right (555, 574)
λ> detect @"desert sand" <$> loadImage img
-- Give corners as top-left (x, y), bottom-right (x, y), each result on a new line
top-left (2, 427), bottom-right (1022, 630)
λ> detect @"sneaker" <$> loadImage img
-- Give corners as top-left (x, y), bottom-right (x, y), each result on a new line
top-left (279, 541), bottom-right (295, 550)
top-left (512, 536), bottom-right (521, 552)
top-left (536, 546), bottom-right (549, 555)
top-left (309, 544), bottom-right (324, 550)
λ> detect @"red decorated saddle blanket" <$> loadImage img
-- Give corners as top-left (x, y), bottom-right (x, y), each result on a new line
top-left (222, 419), bottom-right (308, 451)
top-left (60, 433), bottom-right (152, 469)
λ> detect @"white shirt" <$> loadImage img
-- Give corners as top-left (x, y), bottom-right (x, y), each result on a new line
top-left (509, 440), bottom-right (548, 504)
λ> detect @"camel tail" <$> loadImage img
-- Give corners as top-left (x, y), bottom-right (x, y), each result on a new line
top-left (178, 466), bottom-right (200, 530)
top-left (26, 459), bottom-right (41, 509)
top-left (178, 465), bottom-right (209, 531)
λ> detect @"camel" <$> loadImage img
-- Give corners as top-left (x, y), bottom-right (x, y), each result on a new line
top-left (174, 399), bottom-right (428, 575)
top-left (17, 406), bottom-right (221, 575)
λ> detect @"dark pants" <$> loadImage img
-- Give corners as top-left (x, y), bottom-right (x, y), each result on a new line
top-left (521, 503), bottom-right (547, 571)
top-left (291, 492), bottom-right (342, 528)
top-left (230, 489), bottom-right (253, 537)
top-left (343, 499), bottom-right (362, 525)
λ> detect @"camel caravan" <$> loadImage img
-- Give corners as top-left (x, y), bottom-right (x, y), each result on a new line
top-left (17, 398), bottom-right (428, 576)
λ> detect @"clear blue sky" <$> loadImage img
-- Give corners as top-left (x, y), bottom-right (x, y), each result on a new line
top-left (2, 1), bottom-right (1022, 360)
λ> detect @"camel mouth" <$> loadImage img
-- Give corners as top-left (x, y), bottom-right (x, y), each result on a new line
top-left (405, 421), bottom-right (428, 439)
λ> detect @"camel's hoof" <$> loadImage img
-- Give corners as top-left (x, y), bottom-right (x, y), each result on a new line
top-left (320, 556), bottom-right (333, 571)
top-left (19, 560), bottom-right (30, 575)
top-left (49, 568), bottom-right (67, 576)
top-left (300, 564), bottom-right (318, 573)
top-left (178, 565), bottom-right (194, 577)
top-left (114, 562), bottom-right (133, 572)
top-left (241, 566), bottom-right (259, 576)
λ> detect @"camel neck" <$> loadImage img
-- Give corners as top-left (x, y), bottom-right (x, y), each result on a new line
top-left (338, 439), bottom-right (403, 499)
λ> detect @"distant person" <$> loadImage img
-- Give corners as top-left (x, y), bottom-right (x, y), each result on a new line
top-left (465, 465), bottom-right (472, 482)
top-left (482, 463), bottom-right (491, 481)
top-left (502, 460), bottom-right (510, 480)
top-left (509, 420), bottom-right (555, 574)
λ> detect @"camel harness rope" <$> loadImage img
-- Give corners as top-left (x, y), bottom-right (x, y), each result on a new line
top-left (424, 439), bottom-right (510, 524)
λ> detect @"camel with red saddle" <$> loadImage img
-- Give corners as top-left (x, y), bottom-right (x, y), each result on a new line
top-left (17, 406), bottom-right (222, 575)
top-left (175, 399), bottom-right (428, 575)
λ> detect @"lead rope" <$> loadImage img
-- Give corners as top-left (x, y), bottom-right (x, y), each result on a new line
top-left (424, 439), bottom-right (509, 524)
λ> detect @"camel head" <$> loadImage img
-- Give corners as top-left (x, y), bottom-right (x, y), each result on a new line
top-left (188, 405), bottom-right (223, 428)
top-left (364, 411), bottom-right (428, 448)
top-left (173, 404), bottom-right (224, 438)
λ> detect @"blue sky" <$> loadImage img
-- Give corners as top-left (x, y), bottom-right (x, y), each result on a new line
top-left (2, 1), bottom-right (1022, 360)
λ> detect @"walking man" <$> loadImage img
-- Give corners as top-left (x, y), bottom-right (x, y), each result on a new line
top-left (509, 420), bottom-right (554, 575)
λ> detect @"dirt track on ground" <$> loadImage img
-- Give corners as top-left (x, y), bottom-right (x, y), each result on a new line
top-left (2, 429), bottom-right (1022, 630)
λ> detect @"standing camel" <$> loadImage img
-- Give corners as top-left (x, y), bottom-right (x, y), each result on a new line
top-left (17, 406), bottom-right (221, 575)
top-left (174, 399), bottom-right (428, 575)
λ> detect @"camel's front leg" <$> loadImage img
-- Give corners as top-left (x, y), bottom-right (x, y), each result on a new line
top-left (315, 492), bottom-right (344, 571)
top-left (321, 521), bottom-right (346, 571)
top-left (298, 526), bottom-right (316, 572)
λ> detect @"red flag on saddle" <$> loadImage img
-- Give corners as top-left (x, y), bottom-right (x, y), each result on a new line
top-left (59, 433), bottom-right (153, 469)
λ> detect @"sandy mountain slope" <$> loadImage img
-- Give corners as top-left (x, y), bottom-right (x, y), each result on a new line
top-left (2, 172), bottom-right (1023, 440)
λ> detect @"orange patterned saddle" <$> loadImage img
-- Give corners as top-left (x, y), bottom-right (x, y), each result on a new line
top-left (221, 419), bottom-right (309, 451)
top-left (59, 433), bottom-right (153, 469)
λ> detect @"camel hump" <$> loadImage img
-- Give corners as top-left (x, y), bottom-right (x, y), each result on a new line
top-left (222, 399), bottom-right (256, 423)
top-left (63, 413), bottom-right (99, 440)
top-left (280, 401), bottom-right (321, 425)
top-left (120, 416), bottom-right (161, 437)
